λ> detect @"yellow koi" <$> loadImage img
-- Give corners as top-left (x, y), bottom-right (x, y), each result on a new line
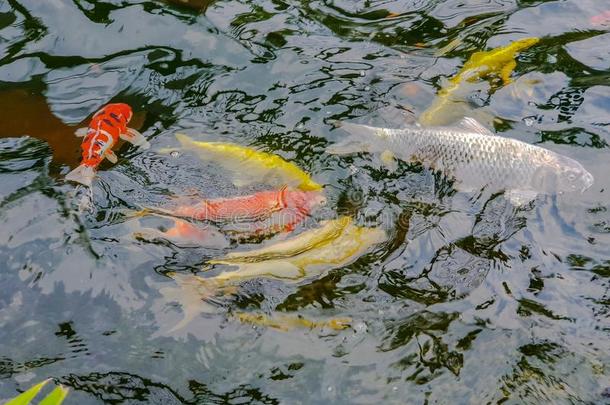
top-left (233, 312), bottom-right (351, 331)
top-left (162, 221), bottom-right (384, 331)
top-left (165, 133), bottom-right (322, 191)
top-left (209, 221), bottom-right (386, 283)
top-left (419, 37), bottom-right (540, 126)
top-left (216, 216), bottom-right (352, 263)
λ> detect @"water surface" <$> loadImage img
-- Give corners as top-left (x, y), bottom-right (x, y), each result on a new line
top-left (0, 0), bottom-right (609, 403)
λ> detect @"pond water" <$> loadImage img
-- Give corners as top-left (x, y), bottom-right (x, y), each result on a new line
top-left (1, 0), bottom-right (609, 403)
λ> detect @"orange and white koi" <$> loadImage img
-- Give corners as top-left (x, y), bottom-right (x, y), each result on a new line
top-left (65, 103), bottom-right (149, 186)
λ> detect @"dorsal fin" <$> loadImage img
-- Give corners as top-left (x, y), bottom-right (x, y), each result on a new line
top-left (457, 117), bottom-right (495, 136)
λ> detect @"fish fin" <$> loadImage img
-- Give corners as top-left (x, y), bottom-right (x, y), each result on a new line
top-left (211, 261), bottom-right (304, 282)
top-left (505, 189), bottom-right (538, 206)
top-left (175, 132), bottom-right (197, 147)
top-left (500, 60), bottom-right (516, 85)
top-left (163, 273), bottom-right (219, 333)
top-left (380, 150), bottom-right (398, 172)
top-left (231, 177), bottom-right (255, 188)
top-left (327, 122), bottom-right (384, 155)
top-left (5, 379), bottom-right (51, 405)
top-left (105, 150), bottom-right (118, 164)
top-left (74, 127), bottom-right (89, 137)
top-left (121, 128), bottom-right (150, 149)
top-left (456, 117), bottom-right (495, 136)
top-left (65, 164), bottom-right (95, 187)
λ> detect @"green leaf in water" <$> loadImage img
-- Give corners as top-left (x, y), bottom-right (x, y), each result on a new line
top-left (5, 379), bottom-right (69, 405)
top-left (38, 385), bottom-right (70, 405)
top-left (5, 379), bottom-right (50, 405)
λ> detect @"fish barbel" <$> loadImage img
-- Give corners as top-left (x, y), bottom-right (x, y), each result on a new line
top-left (327, 117), bottom-right (594, 205)
top-left (164, 133), bottom-right (322, 191)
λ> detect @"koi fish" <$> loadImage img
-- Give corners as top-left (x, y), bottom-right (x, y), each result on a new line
top-left (162, 134), bottom-right (322, 191)
top-left (140, 186), bottom-right (325, 240)
top-left (220, 202), bottom-right (321, 241)
top-left (208, 220), bottom-right (386, 283)
top-left (233, 312), bottom-right (351, 331)
top-left (419, 37), bottom-right (540, 126)
top-left (326, 117), bottom-right (593, 205)
top-left (152, 186), bottom-right (325, 223)
top-left (161, 222), bottom-right (384, 330)
top-left (218, 216), bottom-right (352, 262)
top-left (66, 103), bottom-right (150, 186)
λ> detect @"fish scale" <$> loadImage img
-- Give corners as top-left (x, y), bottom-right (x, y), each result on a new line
top-left (328, 117), bottom-right (593, 204)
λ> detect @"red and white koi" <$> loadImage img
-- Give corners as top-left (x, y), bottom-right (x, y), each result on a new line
top-left (65, 103), bottom-right (149, 186)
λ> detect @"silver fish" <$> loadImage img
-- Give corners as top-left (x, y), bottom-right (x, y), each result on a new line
top-left (327, 117), bottom-right (594, 205)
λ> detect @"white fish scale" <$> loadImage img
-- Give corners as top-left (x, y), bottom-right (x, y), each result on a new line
top-left (383, 127), bottom-right (553, 191)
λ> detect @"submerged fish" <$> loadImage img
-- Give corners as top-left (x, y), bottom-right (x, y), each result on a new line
top-left (164, 133), bottom-right (322, 191)
top-left (161, 220), bottom-right (384, 329)
top-left (218, 216), bottom-right (352, 262)
top-left (327, 117), bottom-right (593, 205)
top-left (233, 312), bottom-right (351, 331)
top-left (133, 217), bottom-right (229, 248)
top-left (66, 103), bottom-right (150, 186)
top-left (140, 186), bottom-right (325, 240)
top-left (209, 220), bottom-right (386, 283)
top-left (152, 186), bottom-right (325, 223)
top-left (419, 38), bottom-right (540, 126)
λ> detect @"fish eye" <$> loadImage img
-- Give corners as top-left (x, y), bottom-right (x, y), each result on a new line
top-left (567, 173), bottom-right (577, 181)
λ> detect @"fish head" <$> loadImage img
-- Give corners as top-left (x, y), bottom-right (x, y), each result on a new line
top-left (555, 157), bottom-right (594, 193)
top-left (113, 103), bottom-right (133, 122)
top-left (99, 103), bottom-right (133, 123)
top-left (511, 37), bottom-right (540, 52)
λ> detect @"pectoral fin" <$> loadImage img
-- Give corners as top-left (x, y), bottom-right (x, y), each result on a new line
top-left (380, 150), bottom-right (398, 172)
top-left (105, 150), bottom-right (118, 164)
top-left (121, 128), bottom-right (151, 149)
top-left (75, 127), bottom-right (89, 137)
top-left (505, 189), bottom-right (538, 206)
top-left (456, 117), bottom-right (496, 136)
top-left (326, 122), bottom-right (381, 155)
top-left (500, 60), bottom-right (517, 85)
top-left (211, 260), bottom-right (304, 282)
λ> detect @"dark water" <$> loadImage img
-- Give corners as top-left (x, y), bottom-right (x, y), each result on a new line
top-left (1, 0), bottom-right (609, 403)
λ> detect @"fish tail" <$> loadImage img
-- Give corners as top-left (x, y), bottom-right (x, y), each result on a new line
top-left (65, 164), bottom-right (96, 187)
top-left (326, 122), bottom-right (386, 155)
top-left (166, 272), bottom-right (224, 333)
